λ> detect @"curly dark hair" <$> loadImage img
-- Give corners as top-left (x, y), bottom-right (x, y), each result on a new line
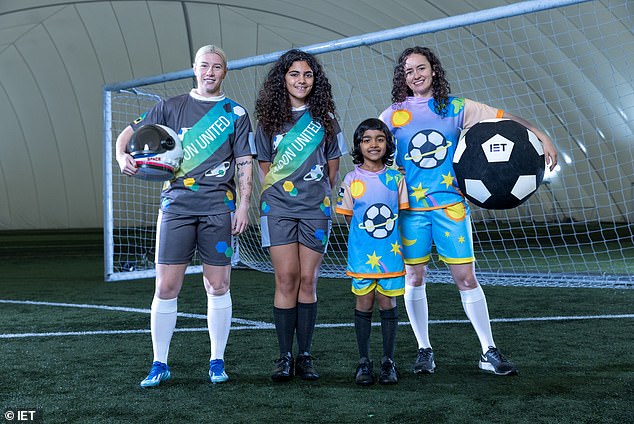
top-left (391, 46), bottom-right (451, 116)
top-left (255, 49), bottom-right (337, 140)
top-left (351, 118), bottom-right (395, 167)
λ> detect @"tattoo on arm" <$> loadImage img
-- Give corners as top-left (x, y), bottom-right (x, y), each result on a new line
top-left (235, 158), bottom-right (253, 204)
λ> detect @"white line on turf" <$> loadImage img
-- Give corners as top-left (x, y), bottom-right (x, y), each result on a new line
top-left (0, 299), bottom-right (632, 339)
top-left (0, 299), bottom-right (269, 326)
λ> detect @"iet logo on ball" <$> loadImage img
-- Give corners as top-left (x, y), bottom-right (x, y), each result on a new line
top-left (482, 135), bottom-right (514, 162)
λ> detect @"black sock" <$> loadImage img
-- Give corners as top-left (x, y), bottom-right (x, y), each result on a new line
top-left (380, 306), bottom-right (398, 359)
top-left (354, 309), bottom-right (373, 359)
top-left (274, 306), bottom-right (297, 356)
top-left (296, 302), bottom-right (317, 355)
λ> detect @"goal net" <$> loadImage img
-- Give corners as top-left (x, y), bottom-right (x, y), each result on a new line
top-left (103, 0), bottom-right (633, 288)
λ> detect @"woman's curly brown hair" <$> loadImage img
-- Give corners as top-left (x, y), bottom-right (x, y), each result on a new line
top-left (391, 46), bottom-right (451, 116)
top-left (255, 49), bottom-right (337, 140)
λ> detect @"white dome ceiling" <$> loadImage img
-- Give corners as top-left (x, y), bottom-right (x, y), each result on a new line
top-left (0, 0), bottom-right (632, 229)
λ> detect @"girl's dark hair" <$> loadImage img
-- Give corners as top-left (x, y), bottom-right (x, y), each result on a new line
top-left (255, 49), bottom-right (336, 140)
top-left (351, 118), bottom-right (395, 167)
top-left (391, 46), bottom-right (451, 115)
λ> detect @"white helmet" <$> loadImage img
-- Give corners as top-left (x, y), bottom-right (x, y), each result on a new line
top-left (127, 124), bottom-right (183, 181)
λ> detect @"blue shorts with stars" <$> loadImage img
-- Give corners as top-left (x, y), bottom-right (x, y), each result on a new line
top-left (399, 201), bottom-right (475, 265)
top-left (352, 276), bottom-right (405, 297)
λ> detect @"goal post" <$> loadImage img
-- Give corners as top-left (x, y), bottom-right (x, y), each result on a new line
top-left (103, 0), bottom-right (633, 288)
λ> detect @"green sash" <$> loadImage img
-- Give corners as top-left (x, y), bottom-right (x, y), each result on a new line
top-left (261, 111), bottom-right (324, 193)
top-left (175, 100), bottom-right (234, 178)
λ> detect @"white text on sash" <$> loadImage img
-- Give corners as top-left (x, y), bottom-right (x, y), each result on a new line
top-left (271, 120), bottom-right (323, 173)
top-left (182, 115), bottom-right (232, 161)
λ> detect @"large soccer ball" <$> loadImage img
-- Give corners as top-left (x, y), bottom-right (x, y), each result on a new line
top-left (362, 203), bottom-right (396, 239)
top-left (453, 119), bottom-right (545, 209)
top-left (406, 129), bottom-right (449, 169)
top-left (127, 124), bottom-right (183, 182)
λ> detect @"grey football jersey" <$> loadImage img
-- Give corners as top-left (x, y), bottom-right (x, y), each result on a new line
top-left (131, 93), bottom-right (254, 216)
top-left (255, 110), bottom-right (346, 219)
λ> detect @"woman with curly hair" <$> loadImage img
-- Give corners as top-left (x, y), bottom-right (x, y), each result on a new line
top-left (255, 49), bottom-right (347, 382)
top-left (380, 46), bottom-right (557, 377)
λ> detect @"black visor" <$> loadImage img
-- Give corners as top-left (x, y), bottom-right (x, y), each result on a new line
top-left (128, 124), bottom-right (176, 156)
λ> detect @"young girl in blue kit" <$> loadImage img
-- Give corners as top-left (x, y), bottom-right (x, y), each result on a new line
top-left (336, 118), bottom-right (409, 385)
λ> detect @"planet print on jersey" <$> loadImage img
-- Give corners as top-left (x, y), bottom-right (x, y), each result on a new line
top-left (350, 179), bottom-right (366, 199)
top-left (205, 161), bottom-right (231, 177)
top-left (358, 203), bottom-right (398, 239)
top-left (303, 164), bottom-right (324, 181)
top-left (404, 130), bottom-right (452, 169)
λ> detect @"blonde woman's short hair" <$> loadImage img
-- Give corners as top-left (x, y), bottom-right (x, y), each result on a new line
top-left (193, 45), bottom-right (227, 68)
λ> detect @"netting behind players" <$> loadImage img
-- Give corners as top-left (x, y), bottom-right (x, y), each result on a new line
top-left (104, 0), bottom-right (633, 287)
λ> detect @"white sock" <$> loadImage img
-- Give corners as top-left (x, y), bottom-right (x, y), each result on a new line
top-left (460, 286), bottom-right (495, 354)
top-left (150, 296), bottom-right (178, 364)
top-left (207, 290), bottom-right (232, 361)
top-left (404, 284), bottom-right (432, 349)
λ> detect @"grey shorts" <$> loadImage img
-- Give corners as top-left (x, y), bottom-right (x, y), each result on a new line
top-left (155, 210), bottom-right (234, 266)
top-left (260, 215), bottom-right (331, 254)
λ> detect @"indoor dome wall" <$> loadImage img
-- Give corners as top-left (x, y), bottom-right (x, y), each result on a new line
top-left (0, 0), bottom-right (632, 229)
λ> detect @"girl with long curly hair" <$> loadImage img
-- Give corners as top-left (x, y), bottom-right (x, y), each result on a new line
top-left (255, 49), bottom-right (346, 382)
top-left (381, 46), bottom-right (557, 377)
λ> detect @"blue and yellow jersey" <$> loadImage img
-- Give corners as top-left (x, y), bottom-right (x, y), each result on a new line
top-left (380, 97), bottom-right (502, 210)
top-left (336, 166), bottom-right (409, 279)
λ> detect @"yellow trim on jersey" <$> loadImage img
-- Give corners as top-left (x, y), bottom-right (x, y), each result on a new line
top-left (346, 270), bottom-right (406, 279)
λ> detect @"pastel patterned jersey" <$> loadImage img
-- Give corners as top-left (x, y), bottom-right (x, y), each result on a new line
top-left (380, 96), bottom-right (501, 210)
top-left (336, 166), bottom-right (409, 278)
